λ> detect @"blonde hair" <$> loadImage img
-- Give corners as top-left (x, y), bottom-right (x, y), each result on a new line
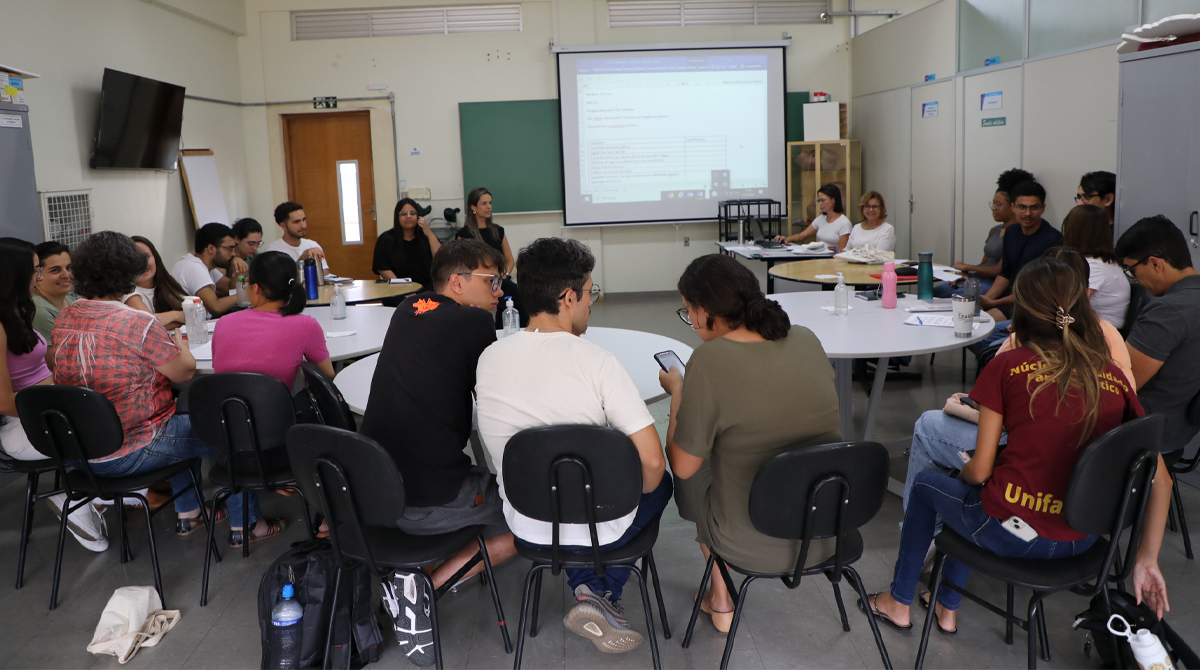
top-left (859, 191), bottom-right (887, 221)
top-left (1011, 256), bottom-right (1112, 445)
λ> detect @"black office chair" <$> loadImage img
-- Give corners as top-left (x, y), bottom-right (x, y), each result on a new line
top-left (15, 385), bottom-right (216, 609)
top-left (298, 361), bottom-right (357, 431)
top-left (680, 441), bottom-right (893, 670)
top-left (1164, 391), bottom-right (1200, 560)
top-left (502, 425), bottom-right (670, 670)
top-left (189, 373), bottom-right (317, 606)
top-left (0, 448), bottom-right (60, 589)
top-left (915, 414), bottom-right (1164, 670)
top-left (286, 424), bottom-right (511, 669)
top-left (1118, 282), bottom-right (1148, 340)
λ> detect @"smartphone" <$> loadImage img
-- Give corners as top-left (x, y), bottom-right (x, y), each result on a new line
top-left (654, 350), bottom-right (685, 376)
top-left (960, 396), bottom-right (978, 410)
top-left (1001, 516), bottom-right (1039, 542)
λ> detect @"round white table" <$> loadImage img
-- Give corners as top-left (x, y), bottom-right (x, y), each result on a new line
top-left (194, 305), bottom-right (395, 372)
top-left (333, 326), bottom-right (695, 415)
top-left (770, 292), bottom-right (996, 440)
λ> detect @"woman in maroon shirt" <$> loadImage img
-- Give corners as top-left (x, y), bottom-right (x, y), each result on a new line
top-left (862, 256), bottom-right (1145, 634)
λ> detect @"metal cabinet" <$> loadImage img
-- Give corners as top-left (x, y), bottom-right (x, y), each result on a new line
top-left (0, 102), bottom-right (42, 242)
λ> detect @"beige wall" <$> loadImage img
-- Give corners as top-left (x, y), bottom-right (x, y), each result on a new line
top-left (851, 0), bottom-right (956, 98)
top-left (958, 66), bottom-right (1022, 260)
top-left (8, 0), bottom-right (249, 263)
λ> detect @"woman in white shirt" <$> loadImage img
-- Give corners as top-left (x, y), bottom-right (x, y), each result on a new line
top-left (776, 184), bottom-right (851, 249)
top-left (847, 191), bottom-right (896, 252)
top-left (1062, 204), bottom-right (1130, 330)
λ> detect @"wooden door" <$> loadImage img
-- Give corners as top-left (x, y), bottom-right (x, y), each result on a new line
top-left (282, 111), bottom-right (377, 277)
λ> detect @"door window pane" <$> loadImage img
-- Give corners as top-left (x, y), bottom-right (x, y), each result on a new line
top-left (1029, 0), bottom-right (1137, 58)
top-left (959, 0), bottom-right (1025, 71)
top-left (337, 160), bottom-right (363, 244)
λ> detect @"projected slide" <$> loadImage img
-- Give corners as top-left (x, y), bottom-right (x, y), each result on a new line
top-left (559, 47), bottom-right (786, 226)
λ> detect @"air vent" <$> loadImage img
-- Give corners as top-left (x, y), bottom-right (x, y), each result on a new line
top-left (40, 190), bottom-right (93, 248)
top-left (293, 5), bottom-right (522, 40)
top-left (607, 0), bottom-right (828, 28)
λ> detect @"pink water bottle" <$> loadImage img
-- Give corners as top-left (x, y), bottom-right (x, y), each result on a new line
top-left (881, 261), bottom-right (898, 309)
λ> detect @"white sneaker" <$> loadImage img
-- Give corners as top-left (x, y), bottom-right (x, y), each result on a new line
top-left (380, 571), bottom-right (435, 667)
top-left (92, 488), bottom-right (150, 508)
top-left (47, 494), bottom-right (109, 553)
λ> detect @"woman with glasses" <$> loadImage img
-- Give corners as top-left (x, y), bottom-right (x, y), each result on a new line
top-left (775, 183), bottom-right (851, 250)
top-left (661, 254), bottom-right (841, 633)
top-left (373, 197), bottom-right (442, 288)
top-left (936, 169), bottom-right (1035, 298)
top-left (1076, 171), bottom-right (1116, 225)
top-left (1062, 204), bottom-right (1130, 330)
top-left (847, 191), bottom-right (896, 251)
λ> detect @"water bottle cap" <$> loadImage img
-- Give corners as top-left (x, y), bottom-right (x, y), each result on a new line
top-left (837, 272), bottom-right (844, 279)
top-left (883, 261), bottom-right (894, 272)
top-left (506, 298), bottom-right (514, 306)
top-left (968, 271), bottom-right (977, 278)
top-left (282, 584), bottom-right (294, 598)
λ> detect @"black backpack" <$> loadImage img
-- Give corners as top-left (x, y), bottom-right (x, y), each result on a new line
top-left (258, 538), bottom-right (383, 669)
top-left (1074, 589), bottom-right (1198, 669)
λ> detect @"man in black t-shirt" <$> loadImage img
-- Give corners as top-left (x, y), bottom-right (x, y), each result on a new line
top-left (362, 239), bottom-right (515, 666)
top-left (979, 180), bottom-right (1062, 320)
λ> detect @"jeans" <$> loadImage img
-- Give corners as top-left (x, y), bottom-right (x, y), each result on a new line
top-left (904, 411), bottom-right (985, 510)
top-left (88, 414), bottom-right (256, 524)
top-left (519, 475), bottom-right (673, 602)
top-left (933, 278), bottom-right (994, 299)
top-left (891, 471), bottom-right (1097, 611)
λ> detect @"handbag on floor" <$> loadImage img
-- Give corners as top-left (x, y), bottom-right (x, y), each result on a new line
top-left (1074, 588), bottom-right (1199, 669)
top-left (86, 586), bottom-right (181, 664)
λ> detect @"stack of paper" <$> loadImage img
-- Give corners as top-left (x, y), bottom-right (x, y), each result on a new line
top-left (904, 314), bottom-right (979, 329)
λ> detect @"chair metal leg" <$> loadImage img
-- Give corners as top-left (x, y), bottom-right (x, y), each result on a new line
top-left (1100, 585), bottom-right (1121, 663)
top-left (15, 473), bottom-right (37, 589)
top-left (830, 580), bottom-right (851, 632)
top-left (1035, 606), bottom-right (1050, 661)
top-left (682, 554), bottom-right (715, 649)
top-left (631, 564), bottom-right (662, 670)
top-left (513, 565), bottom-right (543, 670)
top-left (477, 537), bottom-right (512, 653)
top-left (718, 575), bottom-right (756, 670)
top-left (528, 570), bottom-right (544, 638)
top-left (1026, 596), bottom-right (1042, 670)
top-left (201, 489), bottom-right (231, 607)
top-left (844, 566), bottom-right (892, 670)
top-left (645, 552), bottom-right (671, 639)
top-left (1006, 584), bottom-right (1015, 645)
top-left (116, 502), bottom-right (132, 564)
top-left (284, 484), bottom-right (316, 540)
top-left (1172, 473), bottom-right (1193, 559)
top-left (49, 497), bottom-right (71, 610)
top-left (915, 551), bottom-right (947, 669)
top-left (421, 570), bottom-right (443, 670)
top-left (139, 495), bottom-right (165, 608)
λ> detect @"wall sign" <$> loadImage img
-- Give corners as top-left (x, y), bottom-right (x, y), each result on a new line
top-left (0, 114), bottom-right (22, 128)
top-left (984, 57), bottom-right (1000, 66)
top-left (924, 74), bottom-right (936, 82)
top-left (981, 91), bottom-right (1003, 110)
top-left (922, 102), bottom-right (939, 118)
top-left (982, 116), bottom-right (1006, 127)
top-left (313, 96), bottom-right (338, 109)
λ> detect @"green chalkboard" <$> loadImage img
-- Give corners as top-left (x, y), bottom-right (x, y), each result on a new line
top-left (459, 100), bottom-right (564, 213)
top-left (785, 91), bottom-right (810, 143)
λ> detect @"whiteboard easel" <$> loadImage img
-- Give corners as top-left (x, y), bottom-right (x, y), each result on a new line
top-left (179, 149), bottom-right (229, 228)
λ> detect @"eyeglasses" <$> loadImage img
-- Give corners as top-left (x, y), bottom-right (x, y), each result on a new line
top-left (988, 200), bottom-right (1005, 210)
top-left (219, 244), bottom-right (237, 252)
top-left (399, 211), bottom-right (419, 218)
top-left (676, 306), bottom-right (691, 325)
top-left (1074, 193), bottom-right (1100, 203)
top-left (458, 272), bottom-right (505, 291)
top-left (1123, 258), bottom-right (1148, 281)
top-left (558, 284), bottom-right (602, 302)
top-left (862, 205), bottom-right (881, 211)
top-left (1013, 203), bottom-right (1044, 213)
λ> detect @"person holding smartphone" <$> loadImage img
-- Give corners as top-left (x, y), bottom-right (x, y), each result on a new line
top-left (862, 256), bottom-right (1156, 635)
top-left (659, 254), bottom-right (841, 633)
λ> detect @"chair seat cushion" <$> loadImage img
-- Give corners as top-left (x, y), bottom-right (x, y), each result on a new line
top-left (513, 517), bottom-right (660, 567)
top-left (66, 457), bottom-right (198, 494)
top-left (3, 457), bottom-right (56, 474)
top-left (208, 463), bottom-right (298, 488)
top-left (341, 524), bottom-right (486, 570)
top-left (725, 529), bottom-right (864, 578)
top-left (935, 528), bottom-right (1109, 592)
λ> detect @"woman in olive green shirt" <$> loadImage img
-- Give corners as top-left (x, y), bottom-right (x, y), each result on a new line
top-left (660, 254), bottom-right (842, 633)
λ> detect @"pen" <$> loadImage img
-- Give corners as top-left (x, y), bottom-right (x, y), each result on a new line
top-left (917, 316), bottom-right (924, 325)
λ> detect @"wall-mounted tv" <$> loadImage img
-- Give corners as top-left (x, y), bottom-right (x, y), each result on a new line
top-left (90, 68), bottom-right (186, 170)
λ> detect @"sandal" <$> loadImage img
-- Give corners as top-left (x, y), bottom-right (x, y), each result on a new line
top-left (857, 593), bottom-right (913, 631)
top-left (918, 591), bottom-right (957, 634)
top-left (175, 508), bottom-right (228, 537)
top-left (230, 517), bottom-right (288, 548)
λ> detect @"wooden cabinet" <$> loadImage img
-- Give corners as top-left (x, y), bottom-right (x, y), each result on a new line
top-left (786, 140), bottom-right (861, 235)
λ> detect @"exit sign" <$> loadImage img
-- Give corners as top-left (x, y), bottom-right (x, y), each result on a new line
top-left (313, 96), bottom-right (338, 109)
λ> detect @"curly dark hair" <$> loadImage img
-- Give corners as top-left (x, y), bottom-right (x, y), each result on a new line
top-left (516, 237), bottom-right (595, 316)
top-left (71, 231), bottom-right (148, 300)
top-left (996, 168), bottom-right (1035, 199)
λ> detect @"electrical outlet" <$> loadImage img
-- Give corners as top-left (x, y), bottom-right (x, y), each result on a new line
top-left (409, 187), bottom-right (432, 200)
top-left (684, 237), bottom-right (690, 247)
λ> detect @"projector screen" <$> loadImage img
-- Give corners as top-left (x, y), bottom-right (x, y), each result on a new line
top-left (557, 46), bottom-right (787, 226)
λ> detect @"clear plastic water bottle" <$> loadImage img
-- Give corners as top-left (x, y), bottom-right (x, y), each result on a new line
top-left (236, 275), bottom-right (250, 307)
top-left (834, 273), bottom-right (849, 316)
top-left (962, 271), bottom-right (983, 321)
top-left (502, 297), bottom-right (519, 337)
top-left (191, 298), bottom-right (209, 345)
top-left (267, 584), bottom-right (303, 669)
top-left (330, 282), bottom-right (347, 320)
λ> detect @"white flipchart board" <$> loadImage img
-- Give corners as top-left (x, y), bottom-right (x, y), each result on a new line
top-left (179, 149), bottom-right (230, 227)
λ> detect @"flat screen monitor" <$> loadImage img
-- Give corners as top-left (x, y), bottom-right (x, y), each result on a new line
top-left (557, 46), bottom-right (787, 226)
top-left (90, 68), bottom-right (186, 170)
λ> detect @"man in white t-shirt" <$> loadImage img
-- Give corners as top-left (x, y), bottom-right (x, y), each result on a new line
top-left (476, 237), bottom-right (669, 654)
top-left (170, 222), bottom-right (239, 317)
top-left (263, 201), bottom-right (329, 269)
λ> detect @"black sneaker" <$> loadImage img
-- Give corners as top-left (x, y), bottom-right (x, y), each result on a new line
top-left (380, 571), bottom-right (435, 667)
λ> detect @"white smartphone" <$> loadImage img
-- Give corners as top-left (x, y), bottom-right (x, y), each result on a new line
top-left (1000, 516), bottom-right (1039, 542)
top-left (654, 350), bottom-right (686, 376)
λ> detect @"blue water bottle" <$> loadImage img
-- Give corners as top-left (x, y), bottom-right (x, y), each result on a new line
top-left (917, 252), bottom-right (934, 300)
top-left (303, 258), bottom-right (319, 300)
top-left (266, 583), bottom-right (304, 669)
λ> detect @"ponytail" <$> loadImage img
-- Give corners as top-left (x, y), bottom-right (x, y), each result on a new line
top-left (248, 251), bottom-right (308, 317)
top-left (742, 295), bottom-right (790, 341)
top-left (678, 254), bottom-right (791, 341)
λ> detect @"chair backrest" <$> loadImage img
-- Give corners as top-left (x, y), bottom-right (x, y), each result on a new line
top-left (748, 441), bottom-right (889, 581)
top-left (300, 361), bottom-right (357, 431)
top-left (1063, 414), bottom-right (1162, 587)
top-left (15, 385), bottom-right (125, 495)
top-left (286, 424), bottom-right (406, 574)
top-left (189, 373), bottom-right (295, 486)
top-left (502, 425), bottom-right (643, 573)
top-left (1119, 282), bottom-right (1147, 340)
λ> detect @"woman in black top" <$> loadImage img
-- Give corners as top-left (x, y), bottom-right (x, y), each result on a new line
top-left (456, 187), bottom-right (526, 326)
top-left (373, 198), bottom-right (442, 288)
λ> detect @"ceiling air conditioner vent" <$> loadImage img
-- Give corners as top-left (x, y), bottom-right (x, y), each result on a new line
top-left (607, 0), bottom-right (827, 28)
top-left (293, 5), bottom-right (521, 40)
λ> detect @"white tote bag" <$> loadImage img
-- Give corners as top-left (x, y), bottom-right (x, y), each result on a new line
top-left (86, 586), bottom-right (181, 664)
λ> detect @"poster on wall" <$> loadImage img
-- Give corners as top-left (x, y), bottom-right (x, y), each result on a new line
top-left (922, 102), bottom-right (939, 118)
top-left (981, 92), bottom-right (1003, 110)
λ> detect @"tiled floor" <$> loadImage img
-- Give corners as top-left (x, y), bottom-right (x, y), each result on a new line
top-left (1, 290), bottom-right (1196, 669)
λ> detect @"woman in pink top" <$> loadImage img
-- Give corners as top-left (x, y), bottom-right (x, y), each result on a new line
top-left (211, 250), bottom-right (334, 386)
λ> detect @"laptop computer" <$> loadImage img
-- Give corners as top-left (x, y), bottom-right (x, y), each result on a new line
top-left (750, 217), bottom-right (785, 249)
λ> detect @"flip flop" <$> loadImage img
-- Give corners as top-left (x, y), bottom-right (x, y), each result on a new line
top-left (918, 590), bottom-right (957, 635)
top-left (857, 593), bottom-right (913, 631)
